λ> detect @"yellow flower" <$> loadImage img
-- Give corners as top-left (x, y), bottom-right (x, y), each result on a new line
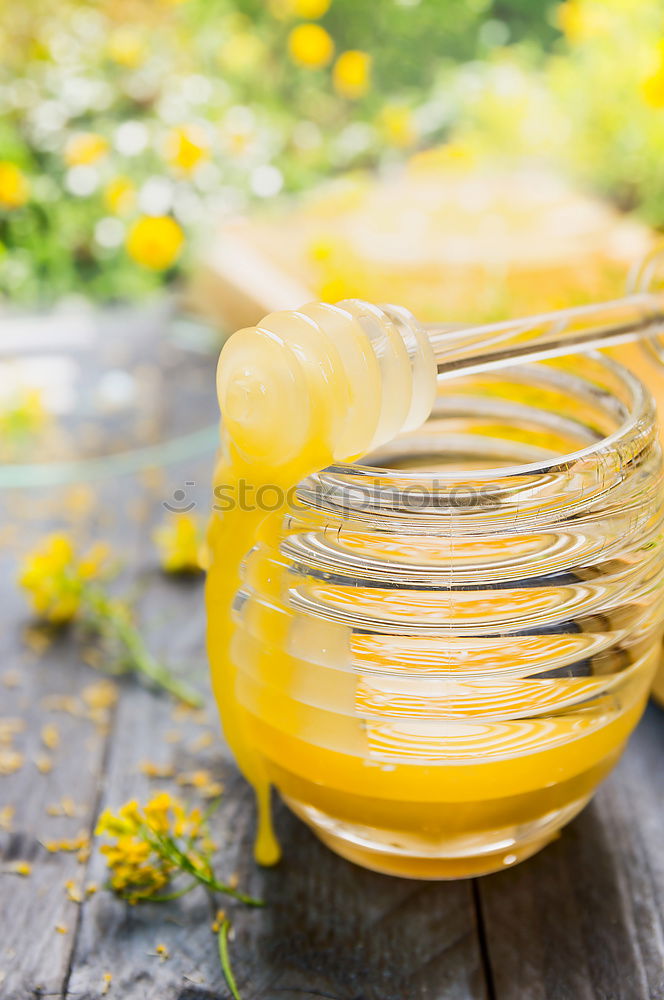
top-left (308, 237), bottom-right (334, 262)
top-left (143, 792), bottom-right (174, 834)
top-left (557, 0), bottom-right (611, 43)
top-left (65, 133), bottom-right (109, 167)
top-left (102, 836), bottom-right (173, 902)
top-left (218, 33), bottom-right (267, 74)
top-left (288, 23), bottom-right (334, 69)
top-left (641, 44), bottom-right (664, 108)
top-left (270, 0), bottom-right (330, 17)
top-left (104, 177), bottom-right (136, 215)
top-left (153, 514), bottom-right (207, 573)
top-left (0, 162), bottom-right (29, 210)
top-left (642, 71), bottom-right (664, 108)
top-left (126, 216), bottom-right (184, 271)
top-left (333, 50), bottom-right (371, 99)
top-left (78, 542), bottom-right (111, 580)
top-left (378, 103), bottom-right (418, 148)
top-left (0, 387), bottom-right (46, 437)
top-left (557, 1), bottom-right (584, 42)
top-left (96, 804), bottom-right (139, 838)
top-left (95, 793), bottom-right (211, 903)
top-left (408, 141), bottom-right (476, 173)
top-left (318, 275), bottom-right (362, 302)
top-left (294, 0), bottom-right (331, 15)
top-left (18, 534), bottom-right (109, 624)
top-left (164, 125), bottom-right (210, 175)
top-left (7, 860), bottom-right (31, 876)
top-left (107, 28), bottom-right (145, 68)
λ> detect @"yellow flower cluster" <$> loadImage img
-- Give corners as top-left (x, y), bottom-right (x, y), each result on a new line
top-left (96, 793), bottom-right (205, 903)
top-left (0, 162), bottom-right (29, 210)
top-left (153, 513), bottom-right (207, 573)
top-left (96, 791), bottom-right (261, 908)
top-left (19, 534), bottom-right (109, 624)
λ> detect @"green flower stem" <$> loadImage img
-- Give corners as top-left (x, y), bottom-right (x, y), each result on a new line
top-left (84, 586), bottom-right (202, 707)
top-left (148, 882), bottom-right (199, 902)
top-left (198, 872), bottom-right (263, 908)
top-left (218, 920), bottom-right (242, 1000)
top-left (154, 833), bottom-right (263, 907)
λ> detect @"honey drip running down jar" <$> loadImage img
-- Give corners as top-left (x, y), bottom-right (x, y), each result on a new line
top-left (206, 290), bottom-right (664, 879)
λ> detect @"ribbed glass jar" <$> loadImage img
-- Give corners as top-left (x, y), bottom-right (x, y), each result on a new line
top-left (232, 354), bottom-right (664, 878)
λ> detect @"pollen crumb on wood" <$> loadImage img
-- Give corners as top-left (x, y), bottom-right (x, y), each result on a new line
top-left (0, 805), bottom-right (15, 831)
top-left (153, 943), bottom-right (170, 960)
top-left (55, 924), bottom-right (68, 934)
top-left (189, 730), bottom-right (214, 752)
top-left (43, 832), bottom-right (90, 853)
top-left (82, 679), bottom-right (118, 712)
top-left (40, 694), bottom-right (82, 716)
top-left (85, 881), bottom-right (98, 895)
top-left (63, 484), bottom-right (95, 518)
top-left (81, 646), bottom-right (104, 669)
top-left (64, 879), bottom-right (83, 903)
top-left (175, 769), bottom-right (224, 798)
top-left (140, 467), bottom-right (165, 491)
top-left (0, 749), bottom-right (24, 775)
top-left (101, 971), bottom-right (112, 995)
top-left (171, 703), bottom-right (209, 726)
top-left (0, 717), bottom-right (25, 743)
top-left (46, 796), bottom-right (80, 817)
top-left (22, 626), bottom-right (52, 655)
top-left (138, 760), bottom-right (175, 779)
top-left (4, 860), bottom-right (31, 876)
top-left (41, 723), bottom-right (60, 749)
top-left (77, 844), bottom-right (91, 864)
top-left (34, 753), bottom-right (53, 774)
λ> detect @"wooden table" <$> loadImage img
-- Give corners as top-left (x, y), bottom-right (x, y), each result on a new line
top-left (1, 307), bottom-right (664, 1000)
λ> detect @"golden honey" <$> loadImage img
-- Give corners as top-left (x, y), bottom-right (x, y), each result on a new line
top-left (207, 306), bottom-right (664, 877)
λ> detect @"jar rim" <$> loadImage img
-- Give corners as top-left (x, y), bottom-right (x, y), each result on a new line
top-left (296, 354), bottom-right (660, 526)
top-left (333, 353), bottom-right (655, 483)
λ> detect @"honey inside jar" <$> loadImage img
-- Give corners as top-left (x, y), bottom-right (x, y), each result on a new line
top-left (206, 305), bottom-right (664, 878)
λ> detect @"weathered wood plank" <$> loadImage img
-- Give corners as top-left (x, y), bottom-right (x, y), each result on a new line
top-left (0, 302), bottom-right (220, 1000)
top-left (0, 628), bottom-right (113, 999)
top-left (477, 703), bottom-right (664, 1000)
top-left (0, 472), bottom-right (147, 1000)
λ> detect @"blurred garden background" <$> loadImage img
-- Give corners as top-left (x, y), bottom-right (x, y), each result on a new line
top-left (2, 0), bottom-right (664, 311)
